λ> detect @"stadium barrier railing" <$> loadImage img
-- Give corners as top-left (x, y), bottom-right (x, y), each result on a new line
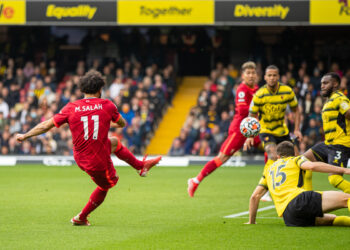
top-left (0, 155), bottom-right (265, 167)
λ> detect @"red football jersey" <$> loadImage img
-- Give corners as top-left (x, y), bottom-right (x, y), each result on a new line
top-left (229, 83), bottom-right (258, 134)
top-left (53, 98), bottom-right (121, 171)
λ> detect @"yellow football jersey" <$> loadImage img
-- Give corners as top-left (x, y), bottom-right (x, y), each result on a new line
top-left (259, 156), bottom-right (308, 217)
top-left (249, 83), bottom-right (298, 136)
top-left (322, 91), bottom-right (350, 147)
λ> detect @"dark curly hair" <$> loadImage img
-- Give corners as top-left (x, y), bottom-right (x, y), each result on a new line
top-left (79, 70), bottom-right (105, 94)
top-left (324, 72), bottom-right (341, 84)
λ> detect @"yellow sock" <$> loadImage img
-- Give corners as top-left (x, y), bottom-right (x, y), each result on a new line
top-left (337, 179), bottom-right (350, 193)
top-left (348, 199), bottom-right (350, 212)
top-left (328, 175), bottom-right (350, 193)
top-left (333, 216), bottom-right (350, 226)
top-left (303, 170), bottom-right (313, 191)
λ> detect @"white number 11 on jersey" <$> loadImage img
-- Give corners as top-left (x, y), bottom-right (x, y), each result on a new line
top-left (81, 115), bottom-right (99, 140)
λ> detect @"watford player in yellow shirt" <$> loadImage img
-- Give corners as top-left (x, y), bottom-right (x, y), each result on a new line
top-left (247, 141), bottom-right (350, 227)
top-left (246, 65), bottom-right (303, 200)
top-left (246, 65), bottom-right (302, 167)
top-left (304, 73), bottom-right (350, 193)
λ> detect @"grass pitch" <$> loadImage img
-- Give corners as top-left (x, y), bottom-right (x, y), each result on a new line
top-left (1, 164), bottom-right (350, 249)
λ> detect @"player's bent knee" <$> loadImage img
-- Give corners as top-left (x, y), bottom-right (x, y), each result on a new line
top-left (97, 186), bottom-right (109, 192)
top-left (110, 137), bottom-right (122, 153)
top-left (101, 175), bottom-right (119, 190)
top-left (217, 153), bottom-right (230, 164)
top-left (213, 156), bottom-right (224, 167)
top-left (109, 137), bottom-right (118, 145)
top-left (109, 175), bottom-right (119, 188)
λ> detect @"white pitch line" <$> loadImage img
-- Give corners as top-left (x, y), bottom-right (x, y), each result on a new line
top-left (228, 217), bottom-right (281, 220)
top-left (224, 205), bottom-right (275, 218)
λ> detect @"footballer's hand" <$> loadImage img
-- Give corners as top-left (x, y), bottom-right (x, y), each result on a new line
top-left (294, 130), bottom-right (303, 141)
top-left (16, 134), bottom-right (26, 143)
top-left (344, 168), bottom-right (350, 175)
top-left (245, 137), bottom-right (254, 150)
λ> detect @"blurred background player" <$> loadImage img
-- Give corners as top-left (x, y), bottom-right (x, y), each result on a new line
top-left (246, 65), bottom-right (303, 200)
top-left (304, 73), bottom-right (350, 193)
top-left (187, 61), bottom-right (260, 197)
top-left (247, 141), bottom-right (350, 227)
top-left (16, 70), bottom-right (161, 226)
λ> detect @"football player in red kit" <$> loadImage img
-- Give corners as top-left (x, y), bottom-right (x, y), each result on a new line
top-left (16, 70), bottom-right (161, 225)
top-left (188, 61), bottom-right (260, 197)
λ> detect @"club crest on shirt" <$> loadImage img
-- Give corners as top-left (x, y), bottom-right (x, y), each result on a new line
top-left (238, 91), bottom-right (245, 98)
top-left (238, 91), bottom-right (246, 102)
top-left (341, 101), bottom-right (349, 110)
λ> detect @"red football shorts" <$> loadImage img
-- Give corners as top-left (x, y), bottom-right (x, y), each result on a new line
top-left (85, 163), bottom-right (119, 191)
top-left (220, 129), bottom-right (261, 156)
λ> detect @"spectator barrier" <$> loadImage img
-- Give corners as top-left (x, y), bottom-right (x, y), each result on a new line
top-left (0, 155), bottom-right (266, 167)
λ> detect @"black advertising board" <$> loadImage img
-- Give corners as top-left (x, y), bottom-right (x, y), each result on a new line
top-left (27, 0), bottom-right (116, 25)
top-left (215, 0), bottom-right (309, 25)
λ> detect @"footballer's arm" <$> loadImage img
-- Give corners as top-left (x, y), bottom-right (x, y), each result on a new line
top-left (291, 106), bottom-right (302, 141)
top-left (246, 185), bottom-right (268, 224)
top-left (300, 161), bottom-right (350, 175)
top-left (110, 116), bottom-right (127, 128)
top-left (16, 118), bottom-right (55, 142)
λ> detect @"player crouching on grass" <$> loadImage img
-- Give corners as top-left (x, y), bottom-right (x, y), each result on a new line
top-left (16, 70), bottom-right (161, 226)
top-left (247, 141), bottom-right (350, 227)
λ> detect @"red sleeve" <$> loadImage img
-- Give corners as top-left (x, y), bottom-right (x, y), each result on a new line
top-left (235, 88), bottom-right (250, 117)
top-left (53, 103), bottom-right (71, 128)
top-left (109, 101), bottom-right (121, 123)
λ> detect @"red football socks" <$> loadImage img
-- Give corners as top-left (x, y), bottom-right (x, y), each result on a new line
top-left (196, 157), bottom-right (223, 182)
top-left (80, 187), bottom-right (108, 220)
top-left (114, 144), bottom-right (143, 170)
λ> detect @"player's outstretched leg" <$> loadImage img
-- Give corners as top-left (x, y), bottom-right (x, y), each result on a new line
top-left (111, 137), bottom-right (143, 170)
top-left (188, 153), bottom-right (229, 197)
top-left (187, 130), bottom-right (248, 197)
top-left (315, 191), bottom-right (350, 226)
top-left (71, 187), bottom-right (108, 226)
top-left (110, 137), bottom-right (161, 176)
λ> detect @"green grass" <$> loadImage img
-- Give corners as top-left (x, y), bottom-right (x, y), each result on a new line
top-left (1, 165), bottom-right (350, 249)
